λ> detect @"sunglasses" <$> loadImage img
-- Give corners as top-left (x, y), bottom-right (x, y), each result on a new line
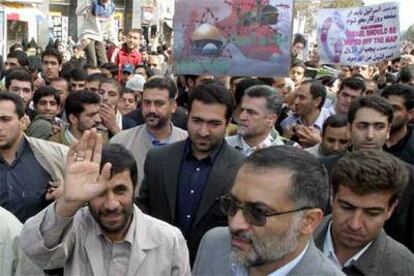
top-left (220, 194), bottom-right (313, 226)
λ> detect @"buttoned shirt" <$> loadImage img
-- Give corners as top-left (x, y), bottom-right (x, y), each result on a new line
top-left (232, 242), bottom-right (309, 276)
top-left (323, 222), bottom-right (372, 269)
top-left (175, 139), bottom-right (223, 238)
top-left (0, 138), bottom-right (51, 222)
top-left (237, 134), bottom-right (273, 156)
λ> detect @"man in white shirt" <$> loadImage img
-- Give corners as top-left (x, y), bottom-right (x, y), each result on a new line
top-left (226, 85), bottom-right (297, 156)
top-left (313, 150), bottom-right (414, 275)
top-left (193, 146), bottom-right (344, 275)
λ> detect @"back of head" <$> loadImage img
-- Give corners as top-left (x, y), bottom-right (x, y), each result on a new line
top-left (188, 80), bottom-right (235, 121)
top-left (70, 68), bottom-right (88, 82)
top-left (348, 96), bottom-right (393, 124)
top-left (101, 144), bottom-right (138, 189)
top-left (301, 79), bottom-right (327, 109)
top-left (143, 76), bottom-right (177, 99)
top-left (7, 50), bottom-right (29, 67)
top-left (65, 91), bottom-right (100, 119)
top-left (245, 146), bottom-right (329, 210)
top-left (234, 78), bottom-right (265, 107)
top-left (339, 77), bottom-right (366, 93)
top-left (331, 150), bottom-right (408, 206)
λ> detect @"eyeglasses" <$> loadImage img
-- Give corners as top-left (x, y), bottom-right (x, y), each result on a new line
top-left (220, 194), bottom-right (313, 226)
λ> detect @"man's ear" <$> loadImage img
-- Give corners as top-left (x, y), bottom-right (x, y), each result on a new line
top-left (299, 208), bottom-right (324, 236)
top-left (385, 199), bottom-right (399, 220)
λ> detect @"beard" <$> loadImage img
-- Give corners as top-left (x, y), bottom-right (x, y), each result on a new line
top-left (390, 120), bottom-right (406, 133)
top-left (144, 113), bottom-right (169, 129)
top-left (230, 213), bottom-right (302, 267)
top-left (89, 203), bottom-right (133, 234)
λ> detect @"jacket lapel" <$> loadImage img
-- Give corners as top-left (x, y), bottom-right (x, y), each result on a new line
top-left (126, 207), bottom-right (160, 275)
top-left (163, 141), bottom-right (187, 221)
top-left (85, 228), bottom-right (106, 276)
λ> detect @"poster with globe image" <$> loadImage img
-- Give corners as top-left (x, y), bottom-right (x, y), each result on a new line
top-left (173, 0), bottom-right (294, 77)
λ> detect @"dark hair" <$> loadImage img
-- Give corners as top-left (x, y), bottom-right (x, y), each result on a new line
top-left (9, 43), bottom-right (23, 53)
top-left (50, 77), bottom-right (69, 90)
top-left (234, 78), bottom-right (265, 106)
top-left (128, 28), bottom-right (142, 35)
top-left (290, 60), bottom-right (306, 70)
top-left (293, 33), bottom-right (307, 47)
top-left (100, 62), bottom-right (119, 76)
top-left (41, 47), bottom-right (63, 65)
top-left (60, 62), bottom-right (78, 80)
top-left (244, 146), bottom-right (329, 209)
top-left (399, 67), bottom-right (413, 84)
top-left (322, 114), bottom-right (348, 136)
top-left (188, 81), bottom-right (235, 121)
top-left (101, 144), bottom-right (138, 188)
top-left (339, 77), bottom-right (366, 94)
top-left (382, 83), bottom-right (414, 110)
top-left (136, 64), bottom-right (154, 79)
top-left (33, 86), bottom-right (61, 107)
top-left (332, 150), bottom-right (408, 206)
top-left (5, 69), bottom-right (33, 90)
top-left (99, 78), bottom-right (122, 94)
top-left (143, 76), bottom-right (177, 99)
top-left (348, 96), bottom-right (393, 124)
top-left (70, 68), bottom-right (88, 82)
top-left (301, 80), bottom-right (327, 109)
top-left (0, 92), bottom-right (25, 118)
top-left (6, 50), bottom-right (29, 67)
top-left (65, 91), bottom-right (100, 120)
top-left (87, 73), bottom-right (107, 83)
top-left (120, 88), bottom-right (138, 101)
top-left (244, 85), bottom-right (283, 116)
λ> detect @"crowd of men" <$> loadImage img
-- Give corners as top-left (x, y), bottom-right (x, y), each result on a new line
top-left (0, 22), bottom-right (414, 276)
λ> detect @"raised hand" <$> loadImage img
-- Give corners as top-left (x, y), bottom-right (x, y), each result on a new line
top-left (55, 129), bottom-right (112, 217)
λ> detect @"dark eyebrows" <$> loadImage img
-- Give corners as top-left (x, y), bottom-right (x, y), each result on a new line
top-left (338, 198), bottom-right (386, 212)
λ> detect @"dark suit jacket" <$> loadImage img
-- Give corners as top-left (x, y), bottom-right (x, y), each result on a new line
top-left (320, 154), bottom-right (414, 253)
top-left (193, 227), bottom-right (344, 276)
top-left (314, 216), bottom-right (414, 275)
top-left (137, 140), bottom-right (245, 264)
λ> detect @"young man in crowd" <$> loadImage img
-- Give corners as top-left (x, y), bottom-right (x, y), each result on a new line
top-left (5, 69), bottom-right (34, 118)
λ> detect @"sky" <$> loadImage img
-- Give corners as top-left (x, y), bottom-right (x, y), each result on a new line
top-left (364, 0), bottom-right (412, 31)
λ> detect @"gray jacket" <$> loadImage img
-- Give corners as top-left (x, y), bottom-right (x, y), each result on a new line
top-left (193, 226), bottom-right (344, 276)
top-left (313, 216), bottom-right (414, 276)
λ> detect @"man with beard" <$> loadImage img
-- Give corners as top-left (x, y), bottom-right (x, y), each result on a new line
top-left (113, 28), bottom-right (142, 81)
top-left (314, 150), bottom-right (414, 274)
top-left (49, 91), bottom-right (103, 146)
top-left (226, 85), bottom-right (297, 156)
top-left (193, 146), bottom-right (343, 275)
top-left (110, 76), bottom-right (187, 190)
top-left (382, 84), bottom-right (414, 165)
top-left (20, 131), bottom-right (191, 275)
top-left (137, 81), bottom-right (245, 264)
top-left (306, 114), bottom-right (350, 157)
top-left (33, 48), bottom-right (63, 90)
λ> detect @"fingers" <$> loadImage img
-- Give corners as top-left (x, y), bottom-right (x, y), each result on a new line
top-left (67, 139), bottom-right (80, 164)
top-left (99, 162), bottom-right (112, 183)
top-left (75, 130), bottom-right (91, 161)
top-left (92, 132), bottom-right (103, 164)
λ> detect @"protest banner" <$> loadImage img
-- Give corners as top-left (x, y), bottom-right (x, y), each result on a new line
top-left (173, 0), bottom-right (294, 77)
top-left (317, 2), bottom-right (400, 65)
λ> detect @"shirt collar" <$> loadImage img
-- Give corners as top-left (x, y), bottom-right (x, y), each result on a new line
top-left (295, 107), bottom-right (330, 130)
top-left (239, 133), bottom-right (273, 156)
top-left (145, 122), bottom-right (173, 146)
top-left (323, 221), bottom-right (372, 268)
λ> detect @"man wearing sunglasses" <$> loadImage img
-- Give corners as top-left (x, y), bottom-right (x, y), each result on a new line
top-left (193, 146), bottom-right (343, 275)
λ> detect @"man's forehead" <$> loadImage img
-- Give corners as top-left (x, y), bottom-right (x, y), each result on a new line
top-left (353, 107), bottom-right (388, 121)
top-left (10, 79), bottom-right (31, 88)
top-left (0, 101), bottom-right (18, 115)
top-left (43, 55), bottom-right (58, 62)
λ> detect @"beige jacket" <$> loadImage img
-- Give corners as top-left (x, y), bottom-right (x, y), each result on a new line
top-left (20, 204), bottom-right (191, 276)
top-left (110, 124), bottom-right (188, 191)
top-left (26, 136), bottom-right (68, 183)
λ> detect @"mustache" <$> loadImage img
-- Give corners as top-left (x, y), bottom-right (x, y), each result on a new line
top-left (231, 230), bottom-right (253, 242)
top-left (145, 113), bottom-right (159, 119)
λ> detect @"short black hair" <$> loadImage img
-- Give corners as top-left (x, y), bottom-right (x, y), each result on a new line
top-left (136, 64), bottom-right (154, 78)
top-left (348, 96), bottom-right (393, 124)
top-left (100, 62), bottom-right (119, 76)
top-left (322, 114), bottom-right (348, 136)
top-left (100, 78), bottom-right (122, 94)
top-left (41, 47), bottom-right (63, 65)
top-left (5, 69), bottom-right (33, 90)
top-left (399, 67), bottom-right (413, 84)
top-left (33, 86), bottom-right (61, 107)
top-left (244, 85), bottom-right (283, 116)
top-left (290, 60), bottom-right (306, 70)
top-left (293, 33), bottom-right (307, 47)
top-left (339, 77), bottom-right (366, 94)
top-left (244, 146), bottom-right (329, 210)
top-left (188, 81), bottom-right (235, 122)
top-left (382, 83), bottom-right (414, 110)
top-left (70, 68), bottom-right (88, 82)
top-left (6, 50), bottom-right (29, 67)
top-left (101, 144), bottom-right (138, 188)
top-left (65, 91), bottom-right (100, 120)
top-left (87, 73), bottom-right (107, 83)
top-left (0, 92), bottom-right (25, 118)
top-left (143, 76), bottom-right (177, 99)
